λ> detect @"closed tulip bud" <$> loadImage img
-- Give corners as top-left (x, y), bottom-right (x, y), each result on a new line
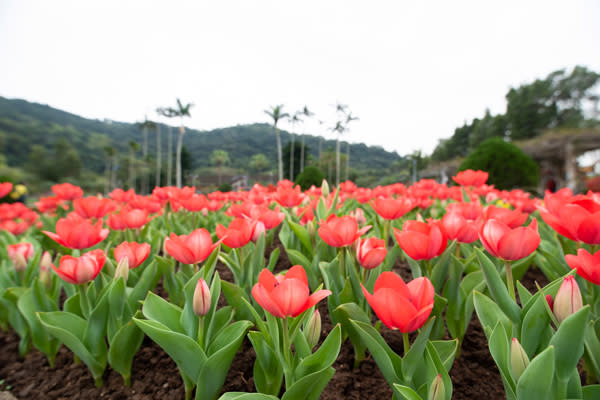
top-left (510, 338), bottom-right (529, 381)
top-left (39, 251), bottom-right (52, 288)
top-left (321, 179), bottom-right (330, 198)
top-left (304, 310), bottom-right (322, 349)
top-left (428, 374), bottom-right (445, 400)
top-left (306, 220), bottom-right (315, 238)
top-left (114, 257), bottom-right (129, 282)
top-left (12, 253), bottom-right (27, 272)
top-left (193, 278), bottom-right (211, 317)
top-left (553, 275), bottom-right (583, 324)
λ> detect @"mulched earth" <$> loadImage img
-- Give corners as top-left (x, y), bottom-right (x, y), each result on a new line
top-left (0, 238), bottom-right (552, 399)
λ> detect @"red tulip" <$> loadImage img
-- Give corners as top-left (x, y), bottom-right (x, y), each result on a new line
top-left (442, 202), bottom-right (483, 244)
top-left (216, 218), bottom-right (256, 248)
top-left (248, 205), bottom-right (285, 230)
top-left (371, 197), bottom-right (414, 220)
top-left (7, 242), bottom-right (34, 271)
top-left (394, 220), bottom-right (447, 260)
top-left (114, 241), bottom-right (151, 269)
top-left (356, 237), bottom-right (387, 269)
top-left (273, 185), bottom-right (305, 208)
top-left (552, 275), bottom-right (583, 323)
top-left (479, 218), bottom-right (540, 260)
top-left (52, 182), bottom-right (84, 200)
top-left (318, 214), bottom-right (371, 248)
top-left (538, 191), bottom-right (600, 244)
top-left (0, 182), bottom-right (13, 198)
top-left (252, 265), bottom-right (331, 318)
top-left (453, 169), bottom-right (488, 187)
top-left (361, 272), bottom-right (434, 332)
top-left (43, 214), bottom-right (109, 249)
top-left (179, 194), bottom-right (208, 212)
top-left (52, 249), bottom-right (106, 284)
top-left (107, 207), bottom-right (151, 230)
top-left (565, 248), bottom-right (600, 286)
top-left (193, 278), bottom-right (211, 317)
top-left (164, 228), bottom-right (221, 265)
top-left (110, 188), bottom-right (136, 203)
top-left (74, 196), bottom-right (116, 219)
top-left (483, 205), bottom-right (528, 229)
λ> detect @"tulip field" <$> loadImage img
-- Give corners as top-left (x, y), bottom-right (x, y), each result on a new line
top-left (1, 171), bottom-right (600, 400)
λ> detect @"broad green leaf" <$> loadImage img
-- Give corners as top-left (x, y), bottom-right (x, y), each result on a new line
top-left (392, 384), bottom-right (423, 400)
top-left (17, 288), bottom-right (60, 363)
top-left (430, 340), bottom-right (458, 372)
top-left (520, 292), bottom-right (550, 358)
top-left (108, 319), bottom-right (144, 384)
top-left (295, 324), bottom-right (341, 379)
top-left (248, 331), bottom-right (283, 396)
top-left (218, 394), bottom-right (279, 400)
top-left (583, 385), bottom-right (600, 400)
top-left (287, 220), bottom-right (313, 256)
top-left (516, 346), bottom-right (555, 399)
top-left (473, 291), bottom-right (512, 339)
top-left (549, 306), bottom-right (590, 382)
top-left (403, 318), bottom-right (435, 381)
top-left (141, 291), bottom-right (183, 332)
top-left (286, 249), bottom-right (311, 270)
top-left (282, 366), bottom-right (335, 400)
top-left (488, 322), bottom-right (516, 397)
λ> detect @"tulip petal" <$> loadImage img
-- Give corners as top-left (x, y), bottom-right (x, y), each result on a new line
top-left (373, 271), bottom-right (410, 298)
top-left (257, 268), bottom-right (277, 290)
top-left (252, 283), bottom-right (285, 318)
top-left (285, 265), bottom-right (309, 287)
top-left (296, 289), bottom-right (332, 317)
top-left (270, 278), bottom-right (309, 316)
top-left (497, 225), bottom-right (540, 260)
top-left (407, 277), bottom-right (435, 310)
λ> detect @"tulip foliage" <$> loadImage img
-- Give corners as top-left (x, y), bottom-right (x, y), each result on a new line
top-left (1, 174), bottom-right (600, 400)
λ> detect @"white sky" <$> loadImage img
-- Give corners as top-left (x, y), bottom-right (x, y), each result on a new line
top-left (1, 0), bottom-right (599, 156)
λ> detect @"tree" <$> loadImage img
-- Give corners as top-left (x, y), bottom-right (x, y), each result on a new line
top-left (210, 149), bottom-right (230, 185)
top-left (299, 106), bottom-right (314, 174)
top-left (137, 118), bottom-right (156, 194)
top-left (343, 111), bottom-right (359, 181)
top-left (331, 120), bottom-right (345, 187)
top-left (295, 165), bottom-right (325, 190)
top-left (264, 104), bottom-right (290, 182)
top-left (157, 99), bottom-right (194, 188)
top-left (459, 137), bottom-right (539, 190)
top-left (249, 153), bottom-right (270, 183)
top-left (288, 112), bottom-right (302, 180)
top-left (128, 140), bottom-right (139, 190)
top-left (103, 145), bottom-right (116, 193)
top-left (282, 141), bottom-right (309, 182)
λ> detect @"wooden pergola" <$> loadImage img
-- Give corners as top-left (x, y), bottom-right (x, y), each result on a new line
top-left (420, 128), bottom-right (600, 193)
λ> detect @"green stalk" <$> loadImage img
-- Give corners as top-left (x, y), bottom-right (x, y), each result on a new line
top-left (197, 316), bottom-right (205, 350)
top-left (504, 260), bottom-right (516, 302)
top-left (383, 219), bottom-right (391, 250)
top-left (77, 283), bottom-right (90, 317)
top-left (281, 317), bottom-right (294, 388)
top-left (403, 332), bottom-right (410, 356)
top-left (339, 247), bottom-right (346, 277)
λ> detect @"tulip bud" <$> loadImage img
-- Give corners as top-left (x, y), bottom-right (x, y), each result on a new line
top-left (306, 220), bottom-right (315, 238)
top-left (321, 179), bottom-right (330, 198)
top-left (510, 338), bottom-right (529, 381)
top-left (553, 275), bottom-right (583, 324)
top-left (114, 257), bottom-right (129, 282)
top-left (427, 374), bottom-right (445, 400)
top-left (39, 251), bottom-right (53, 288)
top-left (193, 278), bottom-right (211, 317)
top-left (545, 294), bottom-right (554, 311)
top-left (12, 253), bottom-right (27, 272)
top-left (304, 309), bottom-right (322, 349)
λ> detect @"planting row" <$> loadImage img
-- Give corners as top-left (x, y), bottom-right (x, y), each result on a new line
top-left (1, 172), bottom-right (600, 400)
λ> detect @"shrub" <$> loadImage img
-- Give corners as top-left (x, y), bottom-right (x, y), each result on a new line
top-left (459, 137), bottom-right (539, 190)
top-left (295, 166), bottom-right (325, 190)
top-left (217, 182), bottom-right (233, 192)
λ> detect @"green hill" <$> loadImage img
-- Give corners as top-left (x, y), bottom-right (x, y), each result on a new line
top-left (0, 96), bottom-right (405, 189)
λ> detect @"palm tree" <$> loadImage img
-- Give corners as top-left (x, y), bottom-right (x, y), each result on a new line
top-left (137, 117), bottom-right (156, 194)
top-left (344, 112), bottom-right (359, 181)
top-left (128, 141), bottom-right (139, 190)
top-left (264, 104), bottom-right (290, 182)
top-left (157, 99), bottom-right (194, 188)
top-left (210, 150), bottom-right (230, 185)
top-left (153, 118), bottom-right (162, 188)
top-left (103, 145), bottom-right (116, 194)
top-left (288, 112), bottom-right (302, 181)
top-left (300, 106), bottom-right (314, 174)
top-left (331, 121), bottom-right (345, 187)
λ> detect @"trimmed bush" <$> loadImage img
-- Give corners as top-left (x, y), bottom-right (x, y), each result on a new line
top-left (295, 166), bottom-right (325, 190)
top-left (459, 137), bottom-right (539, 190)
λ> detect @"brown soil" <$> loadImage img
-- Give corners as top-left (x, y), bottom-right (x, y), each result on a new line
top-left (0, 239), bottom-right (550, 399)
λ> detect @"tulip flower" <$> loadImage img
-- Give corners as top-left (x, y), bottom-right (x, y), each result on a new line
top-left (107, 207), bottom-right (151, 230)
top-left (394, 220), bottom-right (447, 261)
top-left (193, 278), bottom-right (211, 317)
top-left (0, 182), bottom-right (13, 198)
top-left (552, 275), bottom-right (583, 324)
top-left (453, 169), bottom-right (488, 187)
top-left (565, 248), bottom-right (600, 286)
top-left (7, 242), bottom-right (34, 271)
top-left (114, 241), bottom-right (151, 269)
top-left (179, 194), bottom-right (209, 212)
top-left (371, 197), bottom-right (414, 220)
top-left (43, 213), bottom-right (109, 249)
top-left (538, 191), bottom-right (600, 244)
top-left (52, 182), bottom-right (84, 200)
top-left (164, 228), bottom-right (221, 265)
top-left (73, 196), bottom-right (116, 219)
top-left (318, 214), bottom-right (371, 248)
top-left (52, 249), bottom-right (106, 285)
top-left (442, 202), bottom-right (483, 244)
top-left (273, 185), bottom-right (305, 208)
top-left (361, 272), bottom-right (434, 333)
top-left (356, 237), bottom-right (387, 269)
top-left (216, 218), bottom-right (256, 248)
top-left (483, 205), bottom-right (528, 229)
top-left (252, 265), bottom-right (331, 318)
top-left (479, 218), bottom-right (540, 261)
top-left (248, 205), bottom-right (285, 230)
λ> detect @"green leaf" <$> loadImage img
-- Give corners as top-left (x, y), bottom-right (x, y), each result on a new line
top-left (430, 340), bottom-right (458, 372)
top-left (473, 291), bottom-right (512, 339)
top-left (286, 249), bottom-right (311, 270)
top-left (295, 324), bottom-right (341, 379)
top-left (17, 288), bottom-right (60, 363)
top-left (222, 280), bottom-right (255, 322)
top-left (392, 384), bottom-right (423, 400)
top-left (516, 345), bottom-right (555, 399)
top-left (248, 331), bottom-right (283, 396)
top-left (403, 318), bottom-right (435, 381)
top-left (282, 366), bottom-right (335, 400)
top-left (196, 321), bottom-right (253, 400)
top-left (141, 291), bottom-right (183, 332)
top-left (133, 317), bottom-right (206, 382)
top-left (287, 220), bottom-right (313, 256)
top-left (476, 248), bottom-right (521, 324)
top-left (349, 320), bottom-right (403, 385)
top-left (108, 319), bottom-right (144, 384)
top-left (128, 262), bottom-right (160, 311)
top-left (218, 394), bottom-right (279, 400)
top-left (37, 311), bottom-right (106, 381)
top-left (549, 305), bottom-right (590, 382)
top-left (583, 385), bottom-right (600, 400)
top-left (520, 292), bottom-right (550, 358)
top-left (487, 322), bottom-right (515, 397)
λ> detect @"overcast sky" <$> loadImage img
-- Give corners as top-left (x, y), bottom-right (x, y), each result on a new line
top-left (1, 0), bottom-right (599, 157)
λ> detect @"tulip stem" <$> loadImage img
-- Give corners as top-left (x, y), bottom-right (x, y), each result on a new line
top-left (197, 316), bottom-right (205, 349)
top-left (281, 317), bottom-right (294, 387)
top-left (504, 260), bottom-right (516, 302)
top-left (383, 219), bottom-right (390, 249)
top-left (339, 248), bottom-right (346, 276)
top-left (403, 332), bottom-right (410, 356)
top-left (77, 283), bottom-right (90, 318)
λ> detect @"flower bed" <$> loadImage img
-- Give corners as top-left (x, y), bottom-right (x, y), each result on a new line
top-left (0, 172), bottom-right (599, 400)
